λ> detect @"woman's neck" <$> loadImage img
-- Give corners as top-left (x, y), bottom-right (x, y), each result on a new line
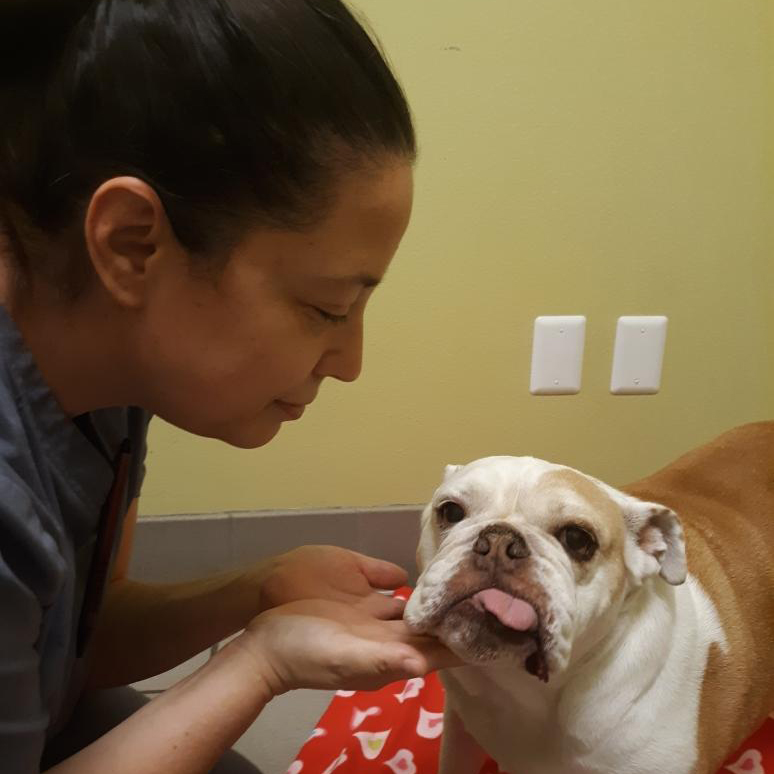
top-left (1, 259), bottom-right (142, 416)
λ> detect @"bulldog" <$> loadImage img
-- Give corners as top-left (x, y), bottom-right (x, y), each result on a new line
top-left (405, 422), bottom-right (774, 774)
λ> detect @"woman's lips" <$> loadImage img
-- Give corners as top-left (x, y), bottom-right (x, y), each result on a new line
top-left (274, 400), bottom-right (306, 420)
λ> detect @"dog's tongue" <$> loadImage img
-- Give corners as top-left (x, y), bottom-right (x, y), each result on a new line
top-left (472, 588), bottom-right (538, 631)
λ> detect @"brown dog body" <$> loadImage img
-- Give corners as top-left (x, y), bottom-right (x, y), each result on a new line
top-left (624, 422), bottom-right (774, 771)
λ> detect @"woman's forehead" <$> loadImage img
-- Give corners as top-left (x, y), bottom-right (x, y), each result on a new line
top-left (234, 163), bottom-right (413, 282)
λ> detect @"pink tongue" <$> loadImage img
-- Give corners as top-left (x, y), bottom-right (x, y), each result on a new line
top-left (472, 588), bottom-right (538, 631)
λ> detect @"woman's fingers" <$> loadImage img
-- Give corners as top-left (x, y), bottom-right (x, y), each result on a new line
top-left (406, 636), bottom-right (465, 671)
top-left (241, 598), bottom-right (462, 694)
top-left (355, 592), bottom-right (406, 620)
top-left (356, 618), bottom-right (464, 673)
top-left (335, 639), bottom-right (429, 690)
top-left (354, 552), bottom-right (408, 590)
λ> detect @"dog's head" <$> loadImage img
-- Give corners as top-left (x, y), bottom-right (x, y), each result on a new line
top-left (404, 456), bottom-right (686, 682)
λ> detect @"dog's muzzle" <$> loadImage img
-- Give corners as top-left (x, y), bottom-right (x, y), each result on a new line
top-left (407, 523), bottom-right (555, 681)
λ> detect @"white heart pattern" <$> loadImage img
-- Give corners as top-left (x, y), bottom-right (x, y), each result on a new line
top-left (305, 727), bottom-right (327, 742)
top-left (335, 690), bottom-right (356, 697)
top-left (354, 730), bottom-right (391, 760)
top-left (416, 706), bottom-right (444, 739)
top-left (351, 706), bottom-right (382, 730)
top-left (321, 748), bottom-right (348, 774)
top-left (725, 748), bottom-right (764, 774)
top-left (286, 762), bottom-right (303, 774)
top-left (394, 677), bottom-right (425, 704)
top-left (385, 749), bottom-right (417, 774)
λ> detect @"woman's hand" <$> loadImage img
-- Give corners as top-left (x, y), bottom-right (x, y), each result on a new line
top-left (254, 545), bottom-right (409, 616)
top-left (229, 595), bottom-right (462, 695)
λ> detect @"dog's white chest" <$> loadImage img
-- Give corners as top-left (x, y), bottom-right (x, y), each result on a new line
top-left (442, 667), bottom-right (564, 770)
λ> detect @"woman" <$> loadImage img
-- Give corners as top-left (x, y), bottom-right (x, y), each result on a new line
top-left (0, 1), bottom-right (458, 771)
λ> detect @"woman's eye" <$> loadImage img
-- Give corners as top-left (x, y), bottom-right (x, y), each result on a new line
top-left (313, 307), bottom-right (349, 325)
top-left (557, 525), bottom-right (598, 561)
top-left (438, 501), bottom-right (466, 524)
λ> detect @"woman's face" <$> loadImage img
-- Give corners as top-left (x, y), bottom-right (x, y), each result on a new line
top-left (138, 162), bottom-right (413, 448)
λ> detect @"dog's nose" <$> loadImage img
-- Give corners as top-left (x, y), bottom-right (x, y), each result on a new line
top-left (473, 524), bottom-right (530, 561)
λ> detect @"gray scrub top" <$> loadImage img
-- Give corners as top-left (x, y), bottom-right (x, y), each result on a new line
top-left (0, 304), bottom-right (150, 771)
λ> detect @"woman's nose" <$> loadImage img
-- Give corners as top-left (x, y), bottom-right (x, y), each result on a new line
top-left (314, 320), bottom-right (364, 383)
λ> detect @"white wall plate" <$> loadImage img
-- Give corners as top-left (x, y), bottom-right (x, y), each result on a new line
top-left (610, 316), bottom-right (668, 395)
top-left (529, 316), bottom-right (586, 395)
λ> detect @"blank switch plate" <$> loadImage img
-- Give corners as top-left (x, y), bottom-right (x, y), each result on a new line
top-left (610, 316), bottom-right (668, 394)
top-left (530, 316), bottom-right (586, 395)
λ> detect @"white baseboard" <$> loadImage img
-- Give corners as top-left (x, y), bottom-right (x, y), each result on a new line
top-left (129, 506), bottom-right (424, 584)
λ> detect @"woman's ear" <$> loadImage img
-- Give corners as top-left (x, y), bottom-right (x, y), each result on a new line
top-left (84, 177), bottom-right (172, 308)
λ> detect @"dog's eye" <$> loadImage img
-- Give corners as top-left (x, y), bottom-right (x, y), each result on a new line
top-left (557, 525), bottom-right (598, 561)
top-left (438, 501), bottom-right (466, 524)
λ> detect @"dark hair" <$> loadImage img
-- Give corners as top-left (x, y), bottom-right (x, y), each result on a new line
top-left (0, 0), bottom-right (415, 297)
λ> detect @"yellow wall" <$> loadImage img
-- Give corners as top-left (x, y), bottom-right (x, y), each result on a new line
top-left (140, 0), bottom-right (773, 515)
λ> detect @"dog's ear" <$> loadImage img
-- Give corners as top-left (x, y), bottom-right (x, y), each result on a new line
top-left (598, 484), bottom-right (687, 586)
top-left (443, 464), bottom-right (462, 479)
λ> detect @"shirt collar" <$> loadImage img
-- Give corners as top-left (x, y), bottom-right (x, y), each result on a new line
top-left (0, 303), bottom-right (114, 515)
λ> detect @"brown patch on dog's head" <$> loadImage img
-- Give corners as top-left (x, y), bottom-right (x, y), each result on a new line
top-left (529, 468), bottom-right (628, 591)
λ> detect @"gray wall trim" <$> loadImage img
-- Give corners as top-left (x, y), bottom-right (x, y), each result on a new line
top-left (129, 506), bottom-right (425, 585)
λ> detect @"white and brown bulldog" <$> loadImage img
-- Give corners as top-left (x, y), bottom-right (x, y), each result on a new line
top-left (405, 422), bottom-right (774, 774)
